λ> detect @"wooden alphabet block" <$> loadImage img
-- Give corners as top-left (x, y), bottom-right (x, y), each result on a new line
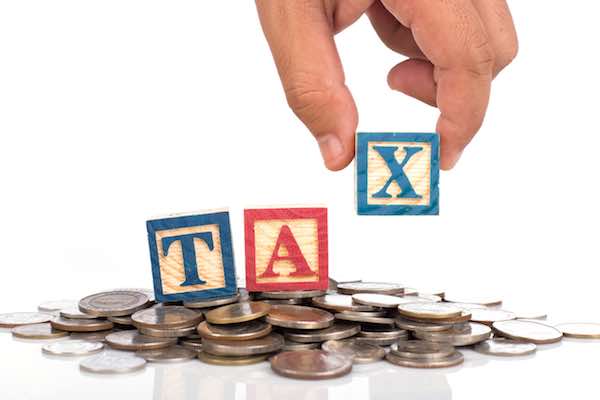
top-left (244, 207), bottom-right (328, 292)
top-left (147, 210), bottom-right (237, 302)
top-left (356, 132), bottom-right (439, 215)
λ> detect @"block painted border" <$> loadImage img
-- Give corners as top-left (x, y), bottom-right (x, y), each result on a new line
top-left (356, 132), bottom-right (440, 215)
top-left (147, 211), bottom-right (237, 302)
top-left (244, 207), bottom-right (329, 292)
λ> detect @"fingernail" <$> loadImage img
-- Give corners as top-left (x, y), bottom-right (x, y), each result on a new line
top-left (317, 134), bottom-right (344, 164)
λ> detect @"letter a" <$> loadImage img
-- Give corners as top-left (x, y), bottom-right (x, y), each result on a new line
top-left (259, 225), bottom-right (315, 278)
top-left (372, 146), bottom-right (423, 199)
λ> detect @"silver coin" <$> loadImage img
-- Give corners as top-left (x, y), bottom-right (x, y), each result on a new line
top-left (131, 306), bottom-right (203, 329)
top-left (70, 330), bottom-right (119, 342)
top-left (473, 338), bottom-right (537, 356)
top-left (108, 315), bottom-right (134, 326)
top-left (405, 294), bottom-right (443, 303)
top-left (335, 312), bottom-right (395, 326)
top-left (60, 307), bottom-right (99, 320)
top-left (0, 312), bottom-right (53, 328)
top-left (351, 293), bottom-right (410, 308)
top-left (282, 339), bottom-right (320, 351)
top-left (183, 293), bottom-right (241, 309)
top-left (386, 351), bottom-right (464, 368)
top-left (355, 336), bottom-right (407, 346)
top-left (492, 320), bottom-right (562, 344)
top-left (43, 340), bottom-right (104, 356)
top-left (12, 323), bottom-right (69, 339)
top-left (398, 303), bottom-right (463, 320)
top-left (470, 309), bottom-right (516, 325)
top-left (50, 316), bottom-right (114, 332)
top-left (38, 300), bottom-right (77, 313)
top-left (136, 345), bottom-right (196, 363)
top-left (414, 322), bottom-right (492, 346)
top-left (322, 338), bottom-right (385, 364)
top-left (390, 340), bottom-right (455, 360)
top-left (113, 288), bottom-right (156, 303)
top-left (284, 322), bottom-right (361, 343)
top-left (402, 310), bottom-right (472, 325)
top-left (138, 325), bottom-right (197, 338)
top-left (394, 316), bottom-right (452, 332)
top-left (555, 323), bottom-right (600, 339)
top-left (105, 330), bottom-right (177, 351)
top-left (403, 288), bottom-right (419, 296)
top-left (359, 327), bottom-right (408, 339)
top-left (312, 294), bottom-right (377, 312)
top-left (337, 282), bottom-right (404, 295)
top-left (512, 311), bottom-right (547, 320)
top-left (271, 350), bottom-right (353, 379)
top-left (79, 291), bottom-right (150, 317)
top-left (202, 333), bottom-right (284, 356)
top-left (443, 293), bottom-right (502, 307)
top-left (266, 305), bottom-right (334, 330)
top-left (80, 351), bottom-right (146, 374)
top-left (180, 338), bottom-right (203, 351)
top-left (340, 310), bottom-right (387, 317)
top-left (257, 290), bottom-right (327, 300)
top-left (443, 302), bottom-right (487, 310)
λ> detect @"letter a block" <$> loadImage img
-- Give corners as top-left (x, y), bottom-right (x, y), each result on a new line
top-left (244, 207), bottom-right (328, 292)
top-left (146, 210), bottom-right (237, 302)
top-left (356, 132), bottom-right (439, 215)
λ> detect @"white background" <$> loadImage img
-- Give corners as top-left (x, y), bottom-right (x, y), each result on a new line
top-left (1, 1), bottom-right (599, 399)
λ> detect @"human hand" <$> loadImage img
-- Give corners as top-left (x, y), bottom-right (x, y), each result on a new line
top-left (255, 0), bottom-right (518, 170)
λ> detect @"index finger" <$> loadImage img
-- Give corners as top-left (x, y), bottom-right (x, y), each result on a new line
top-left (382, 0), bottom-right (495, 169)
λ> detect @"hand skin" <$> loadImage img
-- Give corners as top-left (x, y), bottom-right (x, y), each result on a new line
top-left (255, 0), bottom-right (518, 171)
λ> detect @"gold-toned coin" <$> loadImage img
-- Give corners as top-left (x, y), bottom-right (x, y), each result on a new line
top-left (351, 293), bottom-right (410, 308)
top-left (470, 309), bottom-right (516, 325)
top-left (0, 312), bottom-right (53, 328)
top-left (282, 339), bottom-right (320, 351)
top-left (38, 300), bottom-right (77, 313)
top-left (50, 316), bottom-right (114, 332)
top-left (394, 316), bottom-right (452, 332)
top-left (337, 282), bottom-right (404, 296)
top-left (180, 338), bottom-right (203, 351)
top-left (335, 313), bottom-right (395, 326)
top-left (197, 352), bottom-right (269, 366)
top-left (443, 293), bottom-right (502, 307)
top-left (402, 310), bottom-right (472, 325)
top-left (105, 330), bottom-right (177, 350)
top-left (312, 295), bottom-right (377, 312)
top-left (43, 340), bottom-right (104, 356)
top-left (108, 315), bottom-right (134, 326)
top-left (284, 322), bottom-right (361, 343)
top-left (322, 338), bottom-right (385, 364)
top-left (266, 305), bottom-right (334, 330)
top-left (386, 351), bottom-right (464, 368)
top-left (138, 325), bottom-right (197, 338)
top-left (397, 303), bottom-right (463, 320)
top-left (202, 333), bottom-right (284, 356)
top-left (12, 323), bottom-right (69, 339)
top-left (205, 302), bottom-right (270, 325)
top-left (136, 345), bottom-right (197, 363)
top-left (260, 298), bottom-right (305, 306)
top-left (555, 323), bottom-right (600, 339)
top-left (183, 293), bottom-right (241, 309)
top-left (414, 322), bottom-right (492, 346)
top-left (79, 290), bottom-right (150, 317)
top-left (131, 306), bottom-right (203, 329)
top-left (473, 338), bottom-right (537, 356)
top-left (340, 310), bottom-right (387, 317)
top-left (60, 307), bottom-right (99, 320)
top-left (257, 290), bottom-right (327, 300)
top-left (492, 320), bottom-right (562, 344)
top-left (270, 350), bottom-right (352, 379)
top-left (197, 320), bottom-right (272, 341)
top-left (390, 340), bottom-right (455, 360)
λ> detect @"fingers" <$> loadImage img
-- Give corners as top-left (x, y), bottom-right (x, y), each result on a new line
top-left (255, 0), bottom-right (358, 171)
top-left (387, 59), bottom-right (436, 107)
top-left (381, 0), bottom-right (495, 170)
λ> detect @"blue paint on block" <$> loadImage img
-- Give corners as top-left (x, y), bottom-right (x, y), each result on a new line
top-left (147, 211), bottom-right (237, 302)
top-left (356, 132), bottom-right (439, 216)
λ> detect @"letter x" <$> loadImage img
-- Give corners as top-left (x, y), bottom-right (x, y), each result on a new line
top-left (372, 145), bottom-right (423, 199)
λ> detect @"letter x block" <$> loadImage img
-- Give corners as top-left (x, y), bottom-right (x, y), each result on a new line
top-left (356, 132), bottom-right (439, 215)
top-left (146, 210), bottom-right (237, 302)
top-left (244, 207), bottom-right (328, 292)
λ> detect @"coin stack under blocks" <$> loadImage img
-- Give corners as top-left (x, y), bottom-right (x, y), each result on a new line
top-left (1, 281), bottom-right (600, 378)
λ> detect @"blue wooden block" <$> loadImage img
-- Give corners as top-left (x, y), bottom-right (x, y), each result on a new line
top-left (146, 210), bottom-right (237, 302)
top-left (356, 132), bottom-right (439, 215)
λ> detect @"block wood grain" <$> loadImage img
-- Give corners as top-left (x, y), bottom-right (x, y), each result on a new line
top-left (147, 210), bottom-right (237, 302)
top-left (244, 207), bottom-right (328, 292)
top-left (356, 132), bottom-right (439, 215)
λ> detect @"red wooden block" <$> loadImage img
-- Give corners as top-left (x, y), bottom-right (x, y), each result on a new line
top-left (244, 207), bottom-right (328, 292)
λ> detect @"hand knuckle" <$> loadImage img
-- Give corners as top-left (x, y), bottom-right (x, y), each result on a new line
top-left (284, 73), bottom-right (335, 122)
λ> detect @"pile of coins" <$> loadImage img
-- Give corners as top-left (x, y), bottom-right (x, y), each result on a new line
top-left (2, 280), bottom-right (600, 378)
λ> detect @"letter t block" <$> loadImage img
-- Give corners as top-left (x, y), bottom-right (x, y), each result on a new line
top-left (356, 132), bottom-right (440, 215)
top-left (244, 207), bottom-right (328, 292)
top-left (146, 210), bottom-right (237, 302)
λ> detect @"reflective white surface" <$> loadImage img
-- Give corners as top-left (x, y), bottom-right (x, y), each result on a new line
top-left (3, 328), bottom-right (600, 400)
